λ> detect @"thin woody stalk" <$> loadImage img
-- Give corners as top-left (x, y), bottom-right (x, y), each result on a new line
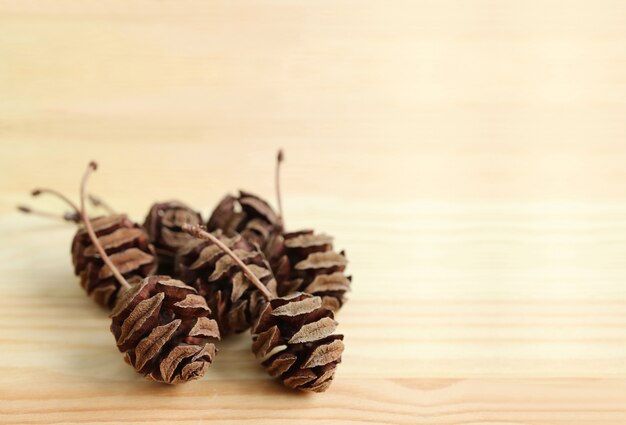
top-left (89, 194), bottom-right (116, 214)
top-left (18, 187), bottom-right (112, 223)
top-left (79, 161), bottom-right (131, 290)
top-left (275, 149), bottom-right (284, 227)
top-left (182, 224), bottom-right (274, 300)
top-left (18, 187), bottom-right (82, 223)
top-left (16, 205), bottom-right (80, 223)
top-left (32, 188), bottom-right (81, 214)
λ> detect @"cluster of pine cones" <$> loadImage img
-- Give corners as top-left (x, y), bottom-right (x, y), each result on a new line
top-left (23, 154), bottom-right (351, 393)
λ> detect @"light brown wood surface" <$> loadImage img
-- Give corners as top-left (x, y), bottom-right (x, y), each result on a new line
top-left (2, 1), bottom-right (626, 424)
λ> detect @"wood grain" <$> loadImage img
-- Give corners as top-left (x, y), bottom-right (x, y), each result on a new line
top-left (2, 1), bottom-right (626, 424)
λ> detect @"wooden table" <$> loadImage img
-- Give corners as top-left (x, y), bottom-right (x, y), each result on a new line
top-left (2, 1), bottom-right (626, 424)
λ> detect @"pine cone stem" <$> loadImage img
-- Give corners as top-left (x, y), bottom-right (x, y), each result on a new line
top-left (17, 205), bottom-right (80, 223)
top-left (275, 149), bottom-right (284, 228)
top-left (19, 187), bottom-right (111, 224)
top-left (88, 193), bottom-right (116, 214)
top-left (182, 224), bottom-right (274, 301)
top-left (79, 161), bottom-right (132, 291)
top-left (31, 187), bottom-right (81, 215)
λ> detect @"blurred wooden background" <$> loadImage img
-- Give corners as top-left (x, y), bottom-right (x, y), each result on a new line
top-left (2, 1), bottom-right (626, 424)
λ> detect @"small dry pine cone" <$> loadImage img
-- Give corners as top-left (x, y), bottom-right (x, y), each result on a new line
top-left (176, 231), bottom-right (277, 335)
top-left (71, 214), bottom-right (158, 308)
top-left (251, 292), bottom-right (344, 392)
top-left (143, 201), bottom-right (203, 267)
top-left (110, 275), bottom-right (220, 384)
top-left (207, 191), bottom-right (283, 252)
top-left (268, 230), bottom-right (351, 312)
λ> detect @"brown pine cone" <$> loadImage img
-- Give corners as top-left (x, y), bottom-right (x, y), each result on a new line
top-left (143, 201), bottom-right (203, 268)
top-left (110, 275), bottom-right (220, 384)
top-left (268, 230), bottom-right (351, 312)
top-left (175, 231), bottom-right (277, 335)
top-left (206, 191), bottom-right (282, 252)
top-left (71, 214), bottom-right (158, 308)
top-left (251, 292), bottom-right (344, 392)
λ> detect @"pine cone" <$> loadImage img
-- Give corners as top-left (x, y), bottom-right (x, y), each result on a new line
top-left (110, 275), bottom-right (220, 384)
top-left (143, 201), bottom-right (203, 268)
top-left (71, 214), bottom-right (158, 308)
top-left (251, 292), bottom-right (344, 392)
top-left (175, 231), bottom-right (277, 335)
top-left (206, 191), bottom-right (282, 252)
top-left (268, 230), bottom-right (351, 312)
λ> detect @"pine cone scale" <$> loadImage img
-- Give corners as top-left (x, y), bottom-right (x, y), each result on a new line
top-left (266, 353), bottom-right (297, 377)
top-left (246, 219), bottom-right (272, 240)
top-left (251, 324), bottom-right (281, 358)
top-left (206, 195), bottom-right (239, 233)
top-left (163, 208), bottom-right (196, 228)
top-left (90, 284), bottom-right (117, 307)
top-left (188, 244), bottom-right (223, 270)
top-left (270, 295), bottom-right (322, 317)
top-left (82, 228), bottom-right (147, 257)
top-left (283, 370), bottom-right (317, 388)
top-left (288, 317), bottom-right (337, 344)
top-left (160, 344), bottom-right (207, 383)
top-left (175, 359), bottom-right (208, 384)
top-left (230, 273), bottom-right (250, 303)
top-left (302, 339), bottom-right (344, 368)
top-left (294, 251), bottom-right (347, 271)
top-left (98, 248), bottom-right (156, 279)
top-left (116, 291), bottom-right (164, 348)
top-left (189, 317), bottom-right (220, 339)
top-left (303, 272), bottom-right (351, 294)
top-left (238, 193), bottom-right (279, 224)
top-left (172, 294), bottom-right (211, 316)
top-left (161, 227), bottom-right (194, 249)
top-left (111, 276), bottom-right (151, 317)
top-left (91, 214), bottom-right (130, 233)
top-left (227, 301), bottom-right (248, 332)
top-left (284, 233), bottom-right (333, 249)
top-left (207, 249), bottom-right (259, 281)
top-left (134, 319), bottom-right (181, 371)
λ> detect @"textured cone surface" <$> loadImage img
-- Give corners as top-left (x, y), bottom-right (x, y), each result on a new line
top-left (251, 292), bottom-right (344, 392)
top-left (71, 214), bottom-right (158, 308)
top-left (143, 201), bottom-right (203, 269)
top-left (268, 230), bottom-right (351, 312)
top-left (206, 191), bottom-right (282, 252)
top-left (110, 275), bottom-right (220, 384)
top-left (175, 231), bottom-right (277, 335)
